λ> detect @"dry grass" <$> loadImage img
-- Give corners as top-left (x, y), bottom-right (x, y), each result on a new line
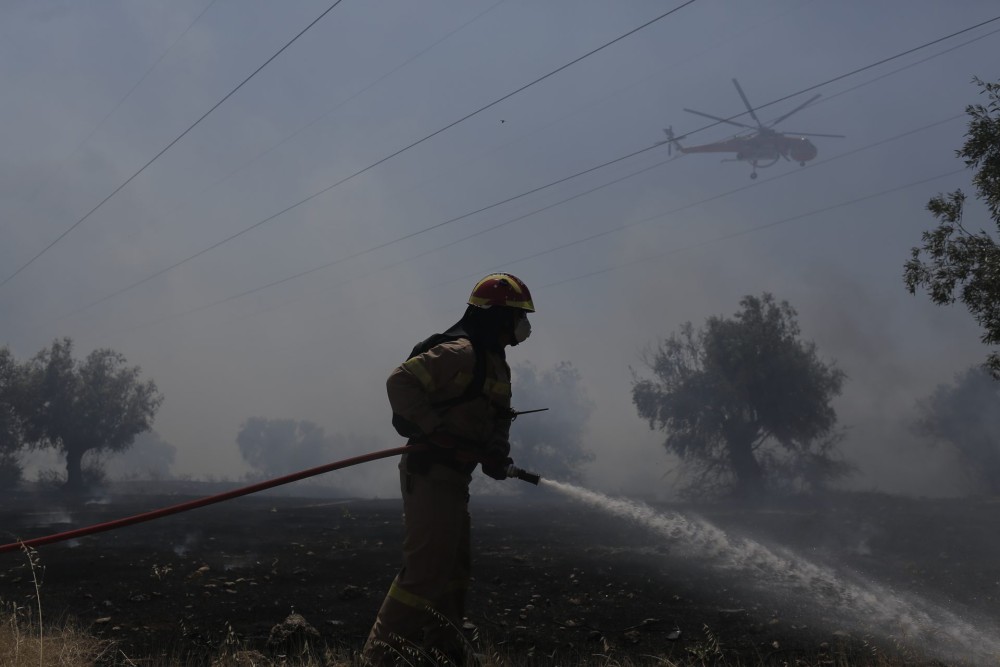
top-left (0, 613), bottom-right (949, 667)
top-left (0, 602), bottom-right (106, 666)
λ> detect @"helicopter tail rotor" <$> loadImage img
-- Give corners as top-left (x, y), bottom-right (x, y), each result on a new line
top-left (657, 126), bottom-right (680, 156)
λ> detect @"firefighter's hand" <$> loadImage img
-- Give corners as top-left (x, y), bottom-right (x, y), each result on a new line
top-left (480, 435), bottom-right (512, 479)
top-left (484, 435), bottom-right (511, 460)
top-left (482, 456), bottom-right (513, 481)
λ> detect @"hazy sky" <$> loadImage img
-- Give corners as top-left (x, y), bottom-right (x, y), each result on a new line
top-left (1, 0), bottom-right (997, 497)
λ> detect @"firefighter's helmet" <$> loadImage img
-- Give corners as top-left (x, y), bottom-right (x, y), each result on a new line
top-left (467, 273), bottom-right (535, 312)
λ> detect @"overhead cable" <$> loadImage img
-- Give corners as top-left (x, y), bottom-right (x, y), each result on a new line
top-left (813, 25), bottom-right (1000, 111)
top-left (153, 0), bottom-right (508, 231)
top-left (139, 7), bottom-right (998, 317)
top-left (0, 0), bottom-right (344, 290)
top-left (51, 12), bottom-right (996, 326)
top-left (60, 1), bottom-right (699, 314)
top-left (343, 115), bottom-right (971, 319)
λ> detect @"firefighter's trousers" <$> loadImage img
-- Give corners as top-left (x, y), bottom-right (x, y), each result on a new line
top-left (362, 459), bottom-right (472, 666)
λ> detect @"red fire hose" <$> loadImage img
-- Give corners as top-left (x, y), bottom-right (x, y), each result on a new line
top-left (0, 445), bottom-right (414, 555)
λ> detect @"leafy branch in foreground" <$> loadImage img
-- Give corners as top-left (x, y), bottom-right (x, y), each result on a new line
top-left (905, 77), bottom-right (1000, 378)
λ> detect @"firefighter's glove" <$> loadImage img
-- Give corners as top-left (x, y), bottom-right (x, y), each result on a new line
top-left (484, 435), bottom-right (511, 460)
top-left (482, 456), bottom-right (513, 481)
top-left (481, 436), bottom-right (512, 480)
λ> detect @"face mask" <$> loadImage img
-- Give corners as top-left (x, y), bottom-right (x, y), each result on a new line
top-left (513, 315), bottom-right (532, 344)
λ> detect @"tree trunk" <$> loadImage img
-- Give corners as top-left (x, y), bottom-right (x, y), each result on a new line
top-left (726, 434), bottom-right (764, 498)
top-left (64, 445), bottom-right (86, 493)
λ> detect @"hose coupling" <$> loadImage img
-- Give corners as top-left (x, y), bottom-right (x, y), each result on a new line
top-left (506, 465), bottom-right (541, 485)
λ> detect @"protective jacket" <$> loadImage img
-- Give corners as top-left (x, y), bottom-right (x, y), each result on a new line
top-left (387, 337), bottom-right (511, 474)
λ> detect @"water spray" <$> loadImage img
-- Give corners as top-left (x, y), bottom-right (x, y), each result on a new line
top-left (539, 478), bottom-right (1000, 664)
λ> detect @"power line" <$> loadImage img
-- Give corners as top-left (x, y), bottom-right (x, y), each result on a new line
top-left (124, 0), bottom-right (508, 247)
top-left (364, 19), bottom-right (1000, 278)
top-left (366, 115), bottom-right (969, 317)
top-left (58, 1), bottom-right (700, 317)
top-left (0, 0), bottom-right (344, 290)
top-left (134, 11), bottom-right (998, 319)
top-left (813, 25), bottom-right (1000, 110)
top-left (143, 0), bottom-right (806, 249)
top-left (49, 11), bottom-right (997, 329)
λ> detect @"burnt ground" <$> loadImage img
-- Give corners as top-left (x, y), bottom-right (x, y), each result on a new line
top-left (2, 487), bottom-right (1000, 666)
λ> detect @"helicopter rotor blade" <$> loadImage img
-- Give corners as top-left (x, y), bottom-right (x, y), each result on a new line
top-left (732, 78), bottom-right (763, 128)
top-left (782, 131), bottom-right (846, 138)
top-left (683, 107), bottom-right (755, 129)
top-left (766, 93), bottom-right (822, 127)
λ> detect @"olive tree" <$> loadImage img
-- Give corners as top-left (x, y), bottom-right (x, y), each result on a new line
top-left (905, 78), bottom-right (1000, 378)
top-left (23, 338), bottom-right (163, 492)
top-left (632, 294), bottom-right (851, 498)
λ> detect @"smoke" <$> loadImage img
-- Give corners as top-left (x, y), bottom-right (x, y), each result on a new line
top-left (237, 417), bottom-right (331, 477)
top-left (509, 361), bottom-right (595, 482)
top-left (915, 364), bottom-right (1000, 495)
top-left (235, 416), bottom-right (394, 496)
top-left (101, 430), bottom-right (177, 481)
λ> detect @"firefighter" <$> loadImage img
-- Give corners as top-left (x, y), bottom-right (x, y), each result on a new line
top-left (362, 273), bottom-right (534, 666)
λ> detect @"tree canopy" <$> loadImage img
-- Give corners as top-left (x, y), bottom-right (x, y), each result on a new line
top-left (21, 338), bottom-right (163, 492)
top-left (904, 77), bottom-right (1000, 378)
top-left (0, 347), bottom-right (27, 487)
top-left (632, 294), bottom-right (851, 498)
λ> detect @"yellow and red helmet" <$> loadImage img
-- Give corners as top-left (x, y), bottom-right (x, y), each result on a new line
top-left (467, 273), bottom-right (535, 312)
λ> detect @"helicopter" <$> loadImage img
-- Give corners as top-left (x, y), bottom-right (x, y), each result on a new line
top-left (658, 78), bottom-right (845, 179)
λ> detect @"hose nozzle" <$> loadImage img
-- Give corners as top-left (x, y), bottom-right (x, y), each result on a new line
top-left (506, 465), bottom-right (540, 485)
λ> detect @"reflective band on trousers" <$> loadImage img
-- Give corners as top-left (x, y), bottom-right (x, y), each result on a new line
top-left (387, 579), bottom-right (468, 611)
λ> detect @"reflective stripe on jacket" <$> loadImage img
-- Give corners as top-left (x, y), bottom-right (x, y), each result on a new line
top-left (387, 338), bottom-right (510, 448)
